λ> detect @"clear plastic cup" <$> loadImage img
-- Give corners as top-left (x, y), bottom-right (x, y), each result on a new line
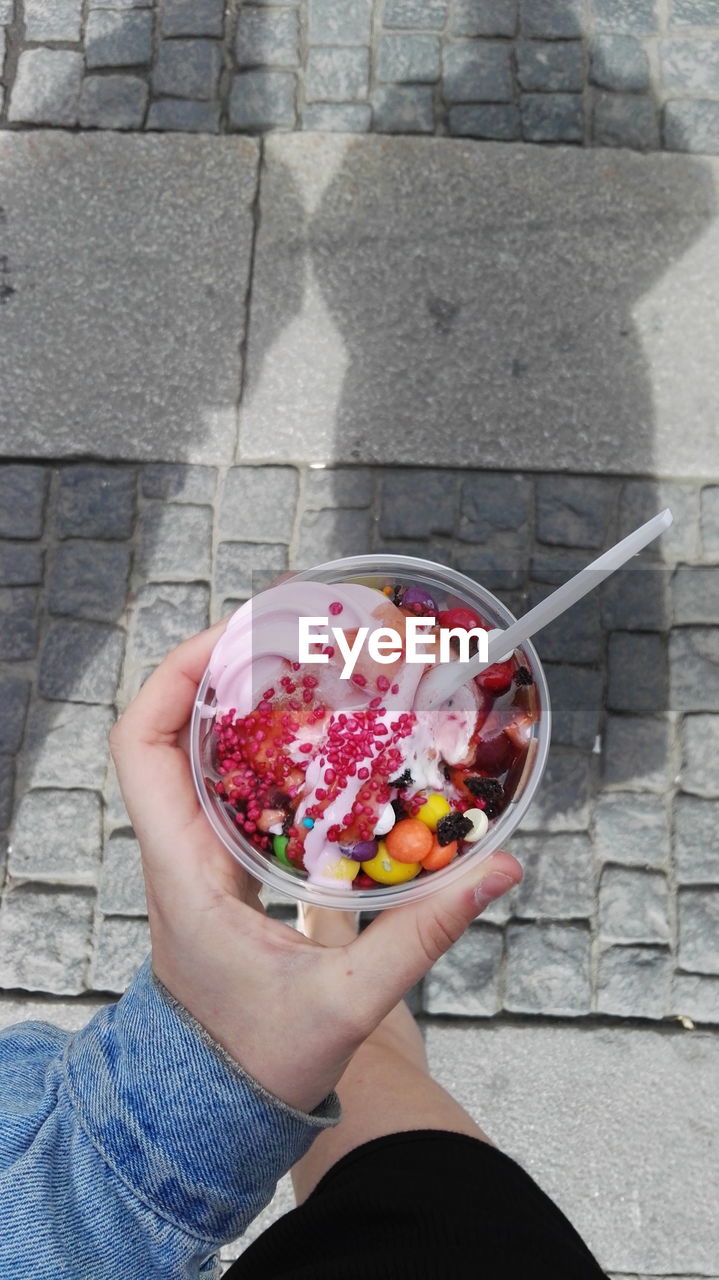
top-left (191, 554), bottom-right (552, 910)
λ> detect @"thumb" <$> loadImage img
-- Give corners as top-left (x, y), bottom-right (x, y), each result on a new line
top-left (346, 850), bottom-right (521, 1029)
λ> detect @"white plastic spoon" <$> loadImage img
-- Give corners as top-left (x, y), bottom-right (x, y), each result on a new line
top-left (421, 507), bottom-right (673, 709)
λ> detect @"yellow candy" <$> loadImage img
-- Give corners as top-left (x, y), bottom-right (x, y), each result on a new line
top-left (361, 841), bottom-right (421, 885)
top-left (416, 792), bottom-right (452, 831)
top-left (324, 856), bottom-right (360, 882)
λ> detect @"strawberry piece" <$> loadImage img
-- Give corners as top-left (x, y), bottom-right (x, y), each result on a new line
top-left (476, 659), bottom-right (515, 695)
top-left (505, 712), bottom-right (533, 751)
top-left (472, 730), bottom-right (513, 776)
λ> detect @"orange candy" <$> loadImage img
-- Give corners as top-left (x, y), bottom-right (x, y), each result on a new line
top-left (385, 817), bottom-right (434, 864)
top-left (422, 837), bottom-right (458, 872)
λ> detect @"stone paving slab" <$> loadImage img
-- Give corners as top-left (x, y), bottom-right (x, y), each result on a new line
top-left (0, 134), bottom-right (258, 461)
top-left (240, 136), bottom-right (719, 476)
top-left (0, 0), bottom-right (718, 151)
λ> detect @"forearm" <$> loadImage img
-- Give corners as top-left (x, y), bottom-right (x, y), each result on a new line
top-left (0, 956), bottom-right (340, 1279)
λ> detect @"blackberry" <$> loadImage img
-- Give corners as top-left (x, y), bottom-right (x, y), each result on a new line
top-left (389, 768), bottom-right (413, 789)
top-left (513, 665), bottom-right (533, 686)
top-left (436, 811), bottom-right (473, 846)
top-left (465, 776), bottom-right (504, 819)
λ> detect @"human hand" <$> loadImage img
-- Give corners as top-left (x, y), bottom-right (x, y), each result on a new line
top-left (110, 624), bottom-right (522, 1114)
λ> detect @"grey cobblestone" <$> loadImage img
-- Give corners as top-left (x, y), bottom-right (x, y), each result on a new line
top-left (454, 539), bottom-right (527, 591)
top-left (522, 747), bottom-right (593, 833)
top-left (229, 72), bottom-right (296, 128)
top-left (521, 92), bottom-right (584, 142)
top-left (599, 866), bottom-right (671, 944)
top-left (701, 487), bottom-right (719, 558)
top-left (424, 926), bottom-right (502, 1015)
top-left (592, 0), bottom-right (659, 35)
top-left (306, 47), bottom-right (369, 102)
top-left (22, 701), bottom-right (114, 792)
top-left (379, 471), bottom-right (456, 538)
top-left (674, 795), bottom-right (719, 884)
top-left (308, 0), bottom-right (372, 45)
top-left (236, 9), bottom-right (300, 69)
top-left (459, 474), bottom-right (530, 544)
top-left (452, 0), bottom-right (517, 37)
top-left (681, 714), bottom-right (719, 796)
top-left (670, 628), bottom-right (719, 712)
top-left (9, 789), bottom-right (102, 884)
top-left (536, 476), bottom-right (614, 550)
top-left (128, 582), bottom-right (209, 667)
top-left (597, 945), bottom-right (671, 1019)
top-left (670, 0), bottom-right (718, 20)
top-left (608, 632), bottom-right (668, 714)
top-left (0, 0), bottom-right (12, 20)
top-left (297, 508), bottom-right (372, 563)
top-left (0, 757), bottom-right (13, 828)
top-left (601, 566), bottom-right (670, 632)
top-left (0, 677), bottom-right (29, 754)
top-left (378, 35), bottom-right (440, 84)
top-left (372, 85), bottom-right (434, 132)
top-left (160, 0), bottom-right (224, 38)
top-left (672, 972), bottom-right (719, 1023)
top-left (55, 466), bottom-right (135, 541)
top-left (302, 102), bottom-right (371, 131)
top-left (98, 832), bottom-right (147, 915)
top-left (147, 99), bottom-right (220, 131)
top-left (520, 0), bottom-right (583, 38)
top-left (303, 467), bottom-right (373, 510)
top-left (214, 542), bottom-right (287, 599)
top-left (89, 0), bottom-right (153, 7)
top-left (383, 0), bottom-right (447, 28)
top-left (0, 587), bottom-right (39, 661)
top-left (505, 922), bottom-right (591, 1015)
top-left (544, 664), bottom-right (602, 749)
top-left (661, 39), bottom-right (719, 94)
top-left (0, 467), bottom-right (47, 539)
top-left (141, 464), bottom-right (217, 505)
top-left (590, 36), bottom-right (650, 91)
top-left (48, 540), bottom-right (131, 621)
top-left (89, 916), bottom-right (150, 993)
top-left (0, 544), bottom-right (43, 586)
top-left (593, 93), bottom-right (660, 150)
top-left (153, 38), bottom-right (221, 100)
top-left (674, 565), bottom-right (719, 624)
top-left (448, 103), bottom-right (521, 138)
top-left (24, 0), bottom-right (82, 42)
top-left (38, 622), bottom-right (124, 705)
top-left (8, 49), bottom-right (83, 125)
top-left (678, 889), bottom-right (719, 974)
top-left (220, 467), bottom-right (298, 543)
top-left (516, 42), bottom-right (584, 93)
top-left (103, 761), bottom-right (130, 831)
top-left (85, 9), bottom-right (153, 68)
top-left (79, 75), bottom-right (148, 129)
top-left (596, 793), bottom-right (669, 868)
top-left (443, 40), bottom-right (513, 104)
top-left (512, 833), bottom-right (594, 919)
top-left (138, 503), bottom-right (213, 581)
top-left (0, 885), bottom-right (94, 994)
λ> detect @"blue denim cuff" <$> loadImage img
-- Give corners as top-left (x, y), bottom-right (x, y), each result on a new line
top-left (63, 955), bottom-right (340, 1242)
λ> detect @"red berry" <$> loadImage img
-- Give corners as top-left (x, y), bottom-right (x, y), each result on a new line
top-left (438, 607), bottom-right (484, 631)
top-left (472, 731), bottom-right (512, 775)
top-left (477, 660), bottom-right (515, 695)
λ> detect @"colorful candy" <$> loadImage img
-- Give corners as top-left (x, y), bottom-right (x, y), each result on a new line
top-left (361, 842), bottom-right (422, 885)
top-left (422, 837), bottom-right (458, 872)
top-left (416, 792), bottom-right (451, 831)
top-left (462, 808), bottom-right (490, 842)
top-left (385, 817), bottom-right (434, 864)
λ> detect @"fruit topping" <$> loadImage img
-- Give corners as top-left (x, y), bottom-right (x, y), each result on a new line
top-left (513, 665), bottom-right (534, 686)
top-left (476, 660), bottom-right (515, 695)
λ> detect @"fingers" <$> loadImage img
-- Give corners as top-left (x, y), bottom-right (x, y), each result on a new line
top-left (346, 850), bottom-right (522, 1029)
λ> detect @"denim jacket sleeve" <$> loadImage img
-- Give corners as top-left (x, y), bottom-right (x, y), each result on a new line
top-left (0, 955), bottom-right (341, 1280)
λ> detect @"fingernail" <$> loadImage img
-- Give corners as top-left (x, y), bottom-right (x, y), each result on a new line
top-left (473, 872), bottom-right (515, 912)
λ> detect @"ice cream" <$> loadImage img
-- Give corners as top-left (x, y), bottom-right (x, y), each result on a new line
top-left (206, 578), bottom-right (537, 890)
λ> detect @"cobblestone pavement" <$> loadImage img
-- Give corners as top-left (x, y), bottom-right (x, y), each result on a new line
top-left (1, 460), bottom-right (717, 1025)
top-left (0, 0), bottom-right (717, 149)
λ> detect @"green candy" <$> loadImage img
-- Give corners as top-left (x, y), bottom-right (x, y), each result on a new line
top-left (273, 834), bottom-right (291, 867)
